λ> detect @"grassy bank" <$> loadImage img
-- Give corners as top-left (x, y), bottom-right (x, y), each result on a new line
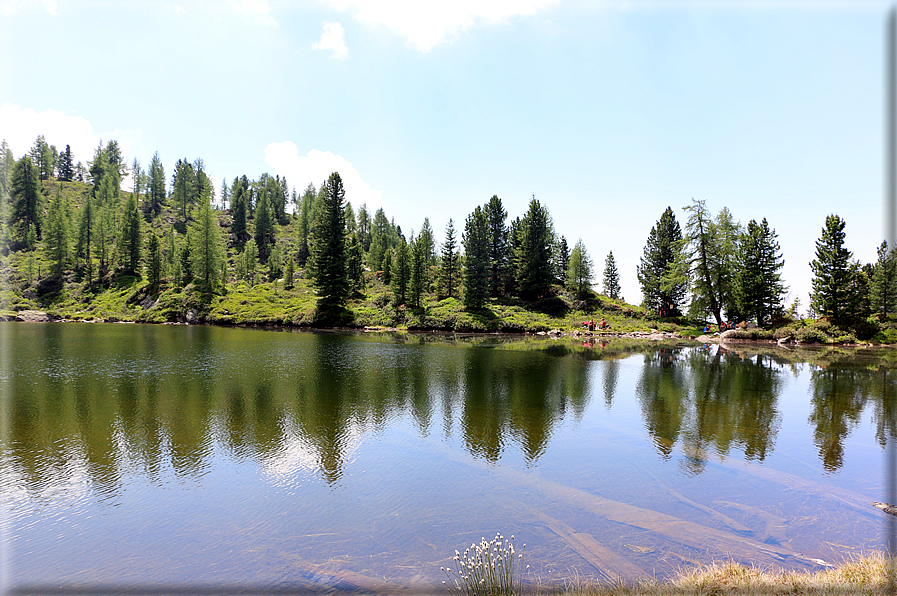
top-left (557, 554), bottom-right (892, 595)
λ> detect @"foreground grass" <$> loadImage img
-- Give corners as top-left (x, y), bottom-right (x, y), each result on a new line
top-left (558, 554), bottom-right (893, 595)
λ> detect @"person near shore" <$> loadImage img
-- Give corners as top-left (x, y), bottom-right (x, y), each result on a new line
top-left (703, 325), bottom-right (710, 334)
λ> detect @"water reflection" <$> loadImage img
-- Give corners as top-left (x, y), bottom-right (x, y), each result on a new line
top-left (4, 324), bottom-right (897, 502)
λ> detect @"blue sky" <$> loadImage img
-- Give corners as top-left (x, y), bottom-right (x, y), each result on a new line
top-left (0, 0), bottom-right (888, 311)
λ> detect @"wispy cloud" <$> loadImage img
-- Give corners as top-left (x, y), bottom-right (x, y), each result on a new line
top-left (230, 0), bottom-right (277, 26)
top-left (1, 0), bottom-right (57, 16)
top-left (320, 0), bottom-right (560, 52)
top-left (312, 21), bottom-right (349, 59)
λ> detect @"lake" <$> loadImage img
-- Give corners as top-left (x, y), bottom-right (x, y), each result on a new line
top-left (2, 322), bottom-right (895, 593)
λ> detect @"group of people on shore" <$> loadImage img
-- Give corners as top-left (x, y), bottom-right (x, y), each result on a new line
top-left (703, 320), bottom-right (737, 334)
top-left (582, 318), bottom-right (608, 332)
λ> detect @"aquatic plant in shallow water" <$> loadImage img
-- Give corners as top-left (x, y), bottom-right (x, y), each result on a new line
top-left (442, 533), bottom-right (528, 596)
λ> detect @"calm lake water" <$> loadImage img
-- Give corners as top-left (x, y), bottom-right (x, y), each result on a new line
top-left (2, 322), bottom-right (896, 593)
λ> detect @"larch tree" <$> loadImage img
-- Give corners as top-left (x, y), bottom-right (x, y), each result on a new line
top-left (11, 156), bottom-right (43, 246)
top-left (147, 152), bottom-right (166, 218)
top-left (189, 186), bottom-right (225, 294)
top-left (409, 233), bottom-right (427, 308)
top-left (566, 238), bottom-right (594, 299)
top-left (146, 232), bottom-right (163, 292)
top-left (391, 237), bottom-right (411, 305)
top-left (43, 186), bottom-right (70, 277)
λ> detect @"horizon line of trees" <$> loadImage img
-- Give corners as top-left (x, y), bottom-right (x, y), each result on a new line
top-left (5, 134), bottom-right (895, 327)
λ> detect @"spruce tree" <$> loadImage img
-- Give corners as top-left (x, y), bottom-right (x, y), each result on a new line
top-left (147, 152), bottom-right (166, 218)
top-left (254, 192), bottom-right (274, 263)
top-left (347, 232), bottom-right (364, 292)
top-left (462, 206), bottom-right (489, 309)
top-left (308, 172), bottom-right (349, 308)
top-left (556, 235), bottom-right (570, 282)
top-left (637, 206), bottom-right (686, 316)
top-left (76, 194), bottom-right (95, 281)
top-left (438, 219), bottom-right (461, 299)
top-left (603, 251), bottom-right (621, 299)
top-left (810, 214), bottom-right (854, 323)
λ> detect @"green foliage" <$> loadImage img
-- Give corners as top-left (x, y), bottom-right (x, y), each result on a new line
top-left (872, 241), bottom-right (897, 317)
top-left (147, 232), bottom-right (163, 292)
top-left (638, 206), bottom-right (685, 316)
top-left (514, 197), bottom-right (554, 300)
top-left (391, 236), bottom-right (411, 305)
top-left (566, 238), bottom-right (594, 299)
top-left (602, 251), bottom-right (621, 299)
top-left (308, 172), bottom-right (349, 308)
top-left (484, 195), bottom-right (509, 297)
top-left (810, 214), bottom-right (858, 324)
top-left (734, 218), bottom-right (786, 326)
top-left (254, 192), bottom-right (274, 263)
top-left (119, 193), bottom-right (142, 273)
top-left (43, 185), bottom-right (69, 277)
top-left (11, 156), bottom-right (43, 245)
top-left (189, 190), bottom-right (225, 294)
top-left (438, 219), bottom-right (461, 299)
top-left (462, 206), bottom-right (489, 309)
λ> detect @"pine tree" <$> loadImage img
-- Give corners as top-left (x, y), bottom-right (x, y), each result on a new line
top-left (347, 232), bottom-right (364, 293)
top-left (462, 206), bottom-right (490, 309)
top-left (566, 239), bottom-right (594, 299)
top-left (484, 195), bottom-right (509, 297)
top-left (556, 235), bottom-right (570, 282)
top-left (230, 177), bottom-right (249, 250)
top-left (515, 197), bottom-right (555, 300)
top-left (810, 214), bottom-right (855, 323)
top-left (438, 219), bottom-right (461, 299)
top-left (308, 172), bottom-right (349, 308)
top-left (603, 251), bottom-right (621, 299)
top-left (872, 241), bottom-right (897, 317)
top-left (733, 218), bottom-right (786, 326)
top-left (638, 206), bottom-right (686, 316)
top-left (43, 186), bottom-right (70, 277)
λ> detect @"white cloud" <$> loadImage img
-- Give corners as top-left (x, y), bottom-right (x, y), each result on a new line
top-left (0, 0), bottom-right (57, 16)
top-left (264, 141), bottom-right (382, 210)
top-left (312, 21), bottom-right (349, 59)
top-left (0, 103), bottom-right (100, 167)
top-left (230, 0), bottom-right (277, 25)
top-left (320, 0), bottom-right (560, 52)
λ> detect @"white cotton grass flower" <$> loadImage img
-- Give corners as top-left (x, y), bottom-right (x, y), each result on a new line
top-left (440, 532), bottom-right (528, 596)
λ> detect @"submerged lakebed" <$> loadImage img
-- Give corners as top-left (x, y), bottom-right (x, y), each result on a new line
top-left (2, 322), bottom-right (895, 593)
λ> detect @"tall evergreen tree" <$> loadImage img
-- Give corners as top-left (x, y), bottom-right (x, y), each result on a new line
top-left (171, 158), bottom-right (196, 226)
top-left (514, 197), bottom-right (555, 300)
top-left (418, 217), bottom-right (436, 268)
top-left (603, 251), bottom-right (621, 299)
top-left (57, 145), bottom-right (74, 182)
top-left (872, 241), bottom-right (897, 317)
top-left (347, 232), bottom-right (364, 292)
top-left (230, 177), bottom-right (249, 250)
top-left (484, 195), bottom-right (509, 297)
top-left (409, 233), bottom-right (427, 308)
top-left (75, 194), bottom-right (96, 281)
top-left (438, 219), bottom-right (461, 299)
top-left (308, 172), bottom-right (349, 308)
top-left (391, 237), bottom-right (411, 305)
top-left (189, 187), bottom-right (225, 294)
top-left (147, 152), bottom-right (166, 217)
top-left (43, 186), bottom-right (70, 276)
top-left (119, 193), bottom-right (142, 273)
top-left (462, 206), bottom-right (490, 309)
top-left (637, 206), bottom-right (686, 316)
top-left (284, 255), bottom-right (295, 290)
top-left (566, 238), bottom-right (594, 299)
top-left (146, 232), bottom-right (163, 292)
top-left (254, 192), bottom-right (274, 263)
top-left (810, 214), bottom-right (855, 323)
top-left (11, 156), bottom-right (43, 245)
top-left (733, 218), bottom-right (786, 326)
top-left (356, 203), bottom-right (372, 252)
